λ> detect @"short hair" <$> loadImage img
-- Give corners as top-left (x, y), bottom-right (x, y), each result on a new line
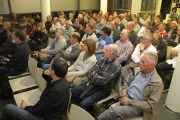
top-left (123, 29), bottom-right (130, 37)
top-left (137, 13), bottom-right (141, 17)
top-left (56, 26), bottom-right (65, 35)
top-left (102, 27), bottom-right (111, 36)
top-left (114, 22), bottom-right (119, 27)
top-left (111, 45), bottom-right (119, 57)
top-left (47, 15), bottom-right (52, 19)
top-left (159, 22), bottom-right (166, 29)
top-left (83, 39), bottom-right (96, 56)
top-left (154, 33), bottom-right (162, 41)
top-left (143, 32), bottom-right (154, 42)
top-left (116, 16), bottom-right (121, 20)
top-left (93, 13), bottom-right (97, 15)
top-left (54, 17), bottom-right (59, 22)
top-left (78, 20), bottom-right (84, 26)
top-left (78, 14), bottom-right (83, 19)
top-left (87, 23), bottom-right (94, 30)
top-left (146, 21), bottom-right (152, 27)
top-left (33, 22), bottom-right (38, 27)
top-left (15, 30), bottom-right (26, 41)
top-left (172, 7), bottom-right (177, 12)
top-left (51, 58), bottom-right (68, 78)
top-left (92, 18), bottom-right (97, 22)
top-left (28, 19), bottom-right (35, 25)
top-left (143, 51), bottom-right (158, 66)
top-left (101, 18), bottom-right (107, 23)
top-left (72, 32), bottom-right (81, 42)
top-left (128, 22), bottom-right (134, 27)
top-left (8, 27), bottom-right (15, 32)
top-left (172, 21), bottom-right (177, 26)
top-left (120, 14), bottom-right (125, 17)
top-left (134, 17), bottom-right (139, 22)
top-left (69, 13), bottom-right (74, 16)
top-left (147, 27), bottom-right (154, 33)
top-left (4, 21), bottom-right (11, 27)
top-left (66, 20), bottom-right (72, 26)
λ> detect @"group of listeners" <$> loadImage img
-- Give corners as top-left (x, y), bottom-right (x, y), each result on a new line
top-left (0, 8), bottom-right (180, 120)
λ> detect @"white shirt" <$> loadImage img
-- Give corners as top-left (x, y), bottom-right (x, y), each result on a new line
top-left (50, 22), bottom-right (61, 32)
top-left (137, 27), bottom-right (147, 37)
top-left (81, 33), bottom-right (98, 42)
top-left (131, 44), bottom-right (157, 63)
top-left (134, 24), bottom-right (141, 34)
top-left (141, 19), bottom-right (150, 26)
top-left (166, 44), bottom-right (180, 68)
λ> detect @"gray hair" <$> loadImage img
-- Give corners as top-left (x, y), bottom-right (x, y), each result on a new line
top-left (143, 32), bottom-right (154, 43)
top-left (60, 18), bottom-right (66, 22)
top-left (56, 26), bottom-right (65, 35)
top-left (69, 13), bottom-right (74, 16)
top-left (120, 14), bottom-right (125, 17)
top-left (47, 15), bottom-right (52, 19)
top-left (123, 29), bottom-right (130, 37)
top-left (54, 17), bottom-right (59, 22)
top-left (114, 22), bottom-right (119, 27)
top-left (154, 33), bottom-right (162, 42)
top-left (111, 45), bottom-right (119, 57)
top-left (66, 20), bottom-right (72, 26)
top-left (78, 14), bottom-right (83, 19)
top-left (128, 22), bottom-right (134, 27)
top-left (4, 21), bottom-right (11, 27)
top-left (159, 22), bottom-right (166, 29)
top-left (143, 51), bottom-right (158, 66)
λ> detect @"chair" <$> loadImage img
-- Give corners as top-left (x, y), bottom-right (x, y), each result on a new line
top-left (96, 74), bottom-right (122, 106)
top-left (13, 68), bottom-right (46, 107)
top-left (166, 46), bottom-right (173, 61)
top-left (63, 91), bottom-right (72, 120)
top-left (9, 57), bottom-right (38, 93)
top-left (111, 103), bottom-right (143, 120)
top-left (68, 104), bottom-right (95, 120)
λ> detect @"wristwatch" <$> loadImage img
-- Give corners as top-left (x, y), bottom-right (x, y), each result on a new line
top-left (140, 50), bottom-right (144, 52)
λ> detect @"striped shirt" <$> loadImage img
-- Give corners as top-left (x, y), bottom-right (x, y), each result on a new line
top-left (127, 69), bottom-right (155, 100)
top-left (115, 39), bottom-right (133, 63)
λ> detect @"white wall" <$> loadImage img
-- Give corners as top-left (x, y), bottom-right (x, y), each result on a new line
top-left (80, 0), bottom-right (100, 10)
top-left (0, 0), bottom-right (10, 14)
top-left (131, 0), bottom-right (142, 15)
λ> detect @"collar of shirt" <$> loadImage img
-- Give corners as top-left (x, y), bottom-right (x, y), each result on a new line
top-left (140, 69), bottom-right (155, 78)
top-left (71, 43), bottom-right (78, 47)
top-left (120, 39), bottom-right (129, 43)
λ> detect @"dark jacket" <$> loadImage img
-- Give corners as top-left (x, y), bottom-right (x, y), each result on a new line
top-left (167, 34), bottom-right (180, 47)
top-left (156, 40), bottom-right (167, 63)
top-left (30, 30), bottom-right (38, 40)
top-left (129, 30), bottom-right (137, 45)
top-left (166, 27), bottom-right (177, 37)
top-left (45, 21), bottom-right (52, 33)
top-left (4, 42), bottom-right (31, 71)
top-left (112, 28), bottom-right (120, 43)
top-left (152, 24), bottom-right (159, 32)
top-left (119, 23), bottom-right (125, 31)
top-left (0, 37), bottom-right (16, 57)
top-left (0, 30), bottom-right (8, 47)
top-left (35, 31), bottom-right (48, 49)
top-left (59, 43), bottom-right (82, 66)
top-left (75, 28), bottom-right (86, 39)
top-left (25, 77), bottom-right (70, 120)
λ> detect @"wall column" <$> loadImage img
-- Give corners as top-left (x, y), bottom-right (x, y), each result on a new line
top-left (131, 0), bottom-right (142, 15)
top-left (100, 0), bottom-right (108, 14)
top-left (40, 0), bottom-right (51, 23)
top-left (155, 0), bottom-right (162, 21)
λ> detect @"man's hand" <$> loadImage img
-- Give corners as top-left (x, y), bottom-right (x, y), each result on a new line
top-left (20, 100), bottom-right (28, 109)
top-left (8, 54), bottom-right (12, 58)
top-left (44, 69), bottom-right (50, 76)
top-left (120, 97), bottom-right (129, 106)
top-left (157, 50), bottom-right (160, 55)
top-left (4, 58), bottom-right (10, 61)
top-left (171, 39), bottom-right (173, 41)
top-left (41, 49), bottom-right (45, 53)
top-left (139, 42), bottom-right (146, 50)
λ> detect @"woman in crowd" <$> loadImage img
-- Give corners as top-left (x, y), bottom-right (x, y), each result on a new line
top-left (26, 18), bottom-right (35, 35)
top-left (29, 22), bottom-right (38, 40)
top-left (169, 7), bottom-right (178, 21)
top-left (66, 39), bottom-right (97, 87)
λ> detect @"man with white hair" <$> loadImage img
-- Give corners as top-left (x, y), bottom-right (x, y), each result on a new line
top-left (98, 51), bottom-right (164, 120)
top-left (50, 17), bottom-right (61, 33)
top-left (127, 22), bottom-right (137, 44)
top-left (45, 15), bottom-right (52, 33)
top-left (73, 14), bottom-right (83, 28)
top-left (166, 21), bottom-right (177, 39)
top-left (120, 14), bottom-right (128, 27)
top-left (64, 20), bottom-right (75, 43)
top-left (68, 12), bottom-right (75, 23)
top-left (59, 18), bottom-right (66, 27)
top-left (71, 44), bottom-right (121, 112)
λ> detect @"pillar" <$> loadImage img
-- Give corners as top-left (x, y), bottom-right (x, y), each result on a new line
top-left (131, 0), bottom-right (142, 15)
top-left (100, 0), bottom-right (108, 14)
top-left (40, 0), bottom-right (51, 23)
top-left (155, 0), bottom-right (162, 21)
top-left (165, 51), bottom-right (180, 113)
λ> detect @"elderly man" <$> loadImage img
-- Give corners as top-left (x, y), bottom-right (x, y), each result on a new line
top-left (2, 58), bottom-right (70, 120)
top-left (59, 18), bottom-right (66, 27)
top-left (115, 29), bottom-right (133, 67)
top-left (138, 21), bottom-right (152, 37)
top-left (153, 33), bottom-right (167, 63)
top-left (97, 11), bottom-right (103, 20)
top-left (111, 21), bottom-right (120, 43)
top-left (120, 14), bottom-right (128, 27)
top-left (166, 21), bottom-right (177, 39)
top-left (95, 18), bottom-right (109, 38)
top-left (98, 51), bottom-right (164, 120)
top-left (45, 15), bottom-right (52, 33)
top-left (133, 17), bottom-right (141, 34)
top-left (73, 14), bottom-right (83, 28)
top-left (167, 27), bottom-right (180, 46)
top-left (0, 30), bottom-right (31, 76)
top-left (69, 12), bottom-right (75, 23)
top-left (64, 20), bottom-right (75, 43)
top-left (127, 22), bottom-right (138, 45)
top-left (141, 14), bottom-right (150, 26)
top-left (41, 32), bottom-right (82, 70)
top-left (50, 17), bottom-right (61, 33)
top-left (156, 44), bottom-right (180, 90)
top-left (71, 44), bottom-right (121, 111)
top-left (95, 27), bottom-right (114, 60)
top-left (154, 23), bottom-right (168, 40)
top-left (0, 21), bottom-right (11, 47)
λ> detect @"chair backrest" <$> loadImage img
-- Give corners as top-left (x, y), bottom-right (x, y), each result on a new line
top-left (166, 46), bottom-right (173, 61)
top-left (34, 68), bottom-right (47, 92)
top-left (69, 104), bottom-right (95, 120)
top-left (64, 90), bottom-right (72, 120)
top-left (28, 56), bottom-right (37, 78)
top-left (113, 73), bottom-right (122, 95)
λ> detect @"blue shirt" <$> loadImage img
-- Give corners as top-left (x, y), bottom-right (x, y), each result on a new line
top-left (95, 36), bottom-right (114, 60)
top-left (127, 69), bottom-right (155, 100)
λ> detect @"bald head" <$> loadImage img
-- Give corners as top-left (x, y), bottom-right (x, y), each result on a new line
top-left (108, 44), bottom-right (119, 57)
top-left (170, 21), bottom-right (177, 29)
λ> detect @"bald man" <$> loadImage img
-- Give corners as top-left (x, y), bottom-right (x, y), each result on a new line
top-left (166, 21), bottom-right (178, 39)
top-left (71, 44), bottom-right (121, 112)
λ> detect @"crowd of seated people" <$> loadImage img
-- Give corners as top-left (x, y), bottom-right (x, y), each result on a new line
top-left (0, 9), bottom-right (180, 120)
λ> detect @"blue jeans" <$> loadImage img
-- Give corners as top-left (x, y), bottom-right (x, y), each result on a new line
top-left (41, 64), bottom-right (50, 70)
top-left (71, 82), bottom-right (111, 111)
top-left (3, 104), bottom-right (44, 120)
top-left (0, 67), bottom-right (23, 76)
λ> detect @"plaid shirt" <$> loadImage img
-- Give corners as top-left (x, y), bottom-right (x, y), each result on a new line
top-left (115, 39), bottom-right (133, 63)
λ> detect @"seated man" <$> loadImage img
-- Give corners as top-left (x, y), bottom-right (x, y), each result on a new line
top-left (95, 18), bottom-right (109, 38)
top-left (68, 12), bottom-right (75, 24)
top-left (115, 29), bottom-right (133, 67)
top-left (0, 21), bottom-right (11, 47)
top-left (167, 27), bottom-right (180, 47)
top-left (71, 44), bottom-right (121, 111)
top-left (111, 21), bottom-right (120, 43)
top-left (64, 20), bottom-right (75, 43)
top-left (95, 27), bottom-right (114, 60)
top-left (154, 23), bottom-right (168, 41)
top-left (41, 32), bottom-right (82, 70)
top-left (49, 17), bottom-right (61, 33)
top-left (59, 18), bottom-right (66, 27)
top-left (166, 21), bottom-right (177, 39)
top-left (133, 17), bottom-right (141, 34)
top-left (75, 20), bottom-right (86, 40)
top-left (45, 15), bottom-right (52, 33)
top-left (153, 33), bottom-right (167, 63)
top-left (0, 30), bottom-right (31, 76)
top-left (127, 22), bottom-right (138, 45)
top-left (2, 58), bottom-right (70, 120)
top-left (156, 44), bottom-right (180, 90)
top-left (115, 16), bottom-right (125, 31)
top-left (98, 51), bottom-right (164, 120)
top-left (19, 15), bottom-right (28, 28)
